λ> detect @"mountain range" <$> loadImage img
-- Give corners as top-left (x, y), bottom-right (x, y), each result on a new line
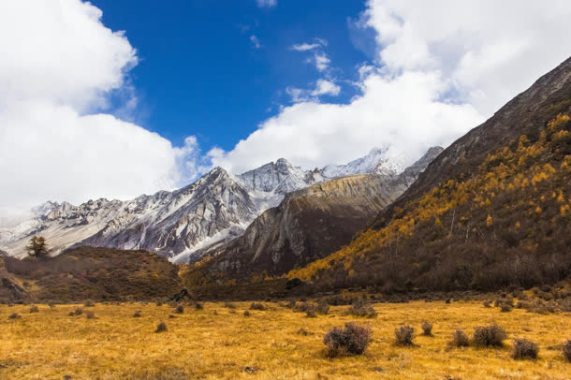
top-left (0, 146), bottom-right (438, 264)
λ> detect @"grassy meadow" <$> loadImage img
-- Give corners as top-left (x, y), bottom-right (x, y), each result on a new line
top-left (1, 300), bottom-right (570, 379)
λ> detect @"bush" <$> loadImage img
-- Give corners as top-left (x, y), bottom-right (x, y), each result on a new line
top-left (250, 302), bottom-right (266, 311)
top-left (395, 325), bottom-right (415, 346)
top-left (224, 302), bottom-right (236, 309)
top-left (133, 310), bottom-right (142, 318)
top-left (483, 300), bottom-right (493, 308)
top-left (349, 299), bottom-right (377, 318)
top-left (155, 322), bottom-right (167, 333)
top-left (323, 323), bottom-right (371, 357)
top-left (194, 302), bottom-right (204, 310)
top-left (84, 300), bottom-right (95, 307)
top-left (316, 301), bottom-right (330, 315)
top-left (175, 305), bottom-right (184, 314)
top-left (500, 304), bottom-right (513, 312)
top-left (564, 340), bottom-right (571, 362)
top-left (421, 321), bottom-right (433, 336)
top-left (243, 310), bottom-right (250, 317)
top-left (8, 313), bottom-right (21, 320)
top-left (85, 311), bottom-right (96, 319)
top-left (69, 307), bottom-right (83, 316)
top-left (306, 309), bottom-right (317, 318)
top-left (473, 324), bottom-right (507, 347)
top-left (297, 328), bottom-right (311, 336)
top-left (450, 329), bottom-right (470, 347)
top-left (29, 305), bottom-right (39, 313)
top-left (512, 339), bottom-right (539, 360)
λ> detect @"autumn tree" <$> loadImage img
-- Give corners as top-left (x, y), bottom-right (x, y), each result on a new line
top-left (26, 236), bottom-right (49, 258)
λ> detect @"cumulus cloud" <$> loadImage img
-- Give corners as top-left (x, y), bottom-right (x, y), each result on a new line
top-left (256, 0), bottom-right (277, 9)
top-left (0, 0), bottom-right (195, 223)
top-left (211, 0), bottom-right (571, 173)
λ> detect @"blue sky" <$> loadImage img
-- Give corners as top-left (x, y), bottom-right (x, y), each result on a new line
top-left (1, 0), bottom-right (570, 217)
top-left (92, 0), bottom-right (372, 152)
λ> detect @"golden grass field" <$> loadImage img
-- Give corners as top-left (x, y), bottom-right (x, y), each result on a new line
top-left (1, 300), bottom-right (570, 379)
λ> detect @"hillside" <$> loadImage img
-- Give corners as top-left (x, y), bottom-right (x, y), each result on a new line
top-left (0, 247), bottom-right (181, 303)
top-left (289, 57), bottom-right (571, 293)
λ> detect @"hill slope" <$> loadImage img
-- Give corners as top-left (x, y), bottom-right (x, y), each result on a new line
top-left (1, 247), bottom-right (182, 302)
top-left (289, 57), bottom-right (571, 293)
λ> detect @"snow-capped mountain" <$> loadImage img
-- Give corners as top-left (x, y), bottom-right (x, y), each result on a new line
top-left (0, 147), bottom-right (440, 261)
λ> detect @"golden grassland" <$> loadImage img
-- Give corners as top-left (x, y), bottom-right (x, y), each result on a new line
top-left (1, 301), bottom-right (570, 379)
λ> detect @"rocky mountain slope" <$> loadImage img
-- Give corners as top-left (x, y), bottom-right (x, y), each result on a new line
top-left (184, 147), bottom-right (442, 288)
top-left (0, 148), bottom-right (414, 261)
top-left (289, 57), bottom-right (571, 293)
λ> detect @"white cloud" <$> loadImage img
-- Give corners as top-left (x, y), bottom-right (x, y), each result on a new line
top-left (256, 0), bottom-right (277, 9)
top-left (287, 79), bottom-right (341, 103)
top-left (250, 35), bottom-right (262, 49)
top-left (0, 0), bottom-right (196, 223)
top-left (212, 0), bottom-right (571, 173)
top-left (291, 39), bottom-right (331, 72)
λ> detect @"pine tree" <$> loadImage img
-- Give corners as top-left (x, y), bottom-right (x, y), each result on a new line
top-left (26, 236), bottom-right (49, 258)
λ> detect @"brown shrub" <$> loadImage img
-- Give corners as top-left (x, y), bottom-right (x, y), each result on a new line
top-left (8, 313), bottom-right (21, 320)
top-left (421, 321), bottom-right (433, 336)
top-left (133, 310), bottom-right (142, 318)
top-left (224, 302), bottom-right (237, 309)
top-left (155, 321), bottom-right (167, 333)
top-left (473, 324), bottom-right (507, 347)
top-left (500, 304), bottom-right (513, 312)
top-left (316, 301), bottom-right (330, 315)
top-left (69, 307), bottom-right (83, 316)
top-left (29, 305), bottom-right (39, 313)
top-left (349, 299), bottom-right (377, 318)
top-left (323, 323), bottom-right (371, 357)
top-left (450, 329), bottom-right (470, 347)
top-left (250, 302), bottom-right (266, 311)
top-left (512, 338), bottom-right (539, 360)
top-left (194, 302), bottom-right (204, 310)
top-left (84, 300), bottom-right (95, 307)
top-left (175, 305), bottom-right (184, 314)
top-left (395, 325), bottom-right (415, 346)
top-left (564, 340), bottom-right (571, 362)
top-left (85, 311), bottom-right (96, 319)
top-left (243, 310), bottom-right (250, 317)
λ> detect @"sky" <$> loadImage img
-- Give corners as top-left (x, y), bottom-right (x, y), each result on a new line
top-left (1, 0), bottom-right (571, 223)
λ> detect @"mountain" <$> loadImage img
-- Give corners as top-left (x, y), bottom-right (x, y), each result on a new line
top-left (183, 147), bottom-right (442, 289)
top-left (0, 247), bottom-right (181, 303)
top-left (288, 57), bottom-right (571, 293)
top-left (0, 148), bottom-right (410, 261)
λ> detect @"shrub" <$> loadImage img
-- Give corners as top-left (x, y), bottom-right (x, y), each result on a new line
top-left (250, 302), bottom-right (266, 311)
top-left (564, 340), bottom-right (571, 362)
top-left (297, 328), bottom-right (311, 336)
top-left (349, 299), bottom-right (377, 318)
top-left (29, 305), bottom-right (39, 313)
top-left (500, 304), bottom-right (513, 312)
top-left (473, 324), bottom-right (507, 347)
top-left (421, 321), bottom-right (433, 336)
top-left (69, 308), bottom-right (83, 316)
top-left (512, 339), bottom-right (539, 360)
top-left (395, 325), bottom-right (415, 346)
top-left (316, 301), bottom-right (330, 315)
top-left (306, 309), bottom-right (317, 318)
top-left (133, 310), bottom-right (142, 318)
top-left (155, 322), bottom-right (167, 333)
top-left (243, 310), bottom-right (250, 317)
top-left (450, 329), bottom-right (470, 347)
top-left (224, 302), bottom-right (236, 309)
top-left (8, 313), bottom-right (21, 320)
top-left (84, 300), bottom-right (95, 307)
top-left (194, 302), bottom-right (204, 310)
top-left (175, 305), bottom-right (184, 314)
top-left (483, 300), bottom-right (493, 308)
top-left (323, 323), bottom-right (371, 357)
top-left (85, 311), bottom-right (96, 319)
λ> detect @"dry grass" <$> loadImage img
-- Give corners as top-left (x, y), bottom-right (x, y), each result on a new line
top-left (1, 300), bottom-right (570, 379)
